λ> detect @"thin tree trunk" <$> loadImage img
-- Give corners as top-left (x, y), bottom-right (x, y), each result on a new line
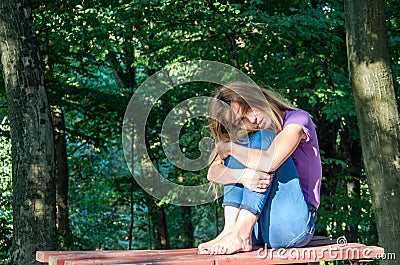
top-left (345, 0), bottom-right (400, 263)
top-left (225, 33), bottom-right (240, 70)
top-left (128, 129), bottom-right (135, 250)
top-left (345, 140), bottom-right (362, 243)
top-left (51, 106), bottom-right (72, 249)
top-left (148, 200), bottom-right (169, 249)
top-left (181, 206), bottom-right (194, 248)
top-left (128, 176), bottom-right (135, 250)
top-left (0, 0), bottom-right (56, 264)
top-left (215, 204), bottom-right (219, 236)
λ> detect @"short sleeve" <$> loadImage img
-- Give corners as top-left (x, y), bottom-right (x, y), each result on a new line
top-left (283, 110), bottom-right (312, 142)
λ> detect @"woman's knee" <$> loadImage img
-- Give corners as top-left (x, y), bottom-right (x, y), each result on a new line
top-left (248, 130), bottom-right (276, 151)
top-left (224, 130), bottom-right (276, 169)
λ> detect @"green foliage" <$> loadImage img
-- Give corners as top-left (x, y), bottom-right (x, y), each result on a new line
top-left (317, 162), bottom-right (378, 245)
top-left (386, 0), bottom-right (400, 103)
top-left (0, 116), bottom-right (12, 264)
top-left (67, 138), bottom-right (133, 250)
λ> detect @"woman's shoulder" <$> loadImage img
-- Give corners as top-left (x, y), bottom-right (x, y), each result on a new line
top-left (284, 109), bottom-right (311, 122)
top-left (284, 109), bottom-right (317, 142)
top-left (283, 109), bottom-right (316, 131)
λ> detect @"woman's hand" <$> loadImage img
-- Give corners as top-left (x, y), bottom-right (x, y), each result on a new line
top-left (240, 168), bottom-right (273, 193)
top-left (215, 141), bottom-right (232, 160)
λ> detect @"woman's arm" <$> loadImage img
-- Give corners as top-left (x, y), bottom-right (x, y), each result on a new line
top-left (217, 124), bottom-right (305, 172)
top-left (207, 153), bottom-right (272, 192)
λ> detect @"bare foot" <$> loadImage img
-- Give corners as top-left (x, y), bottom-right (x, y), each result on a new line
top-left (207, 232), bottom-right (252, 255)
top-left (198, 229), bottom-right (231, 254)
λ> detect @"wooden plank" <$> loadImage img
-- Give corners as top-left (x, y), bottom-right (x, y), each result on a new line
top-left (304, 236), bottom-right (337, 247)
top-left (63, 254), bottom-right (216, 265)
top-left (37, 251), bottom-right (121, 263)
top-left (36, 236), bottom-right (385, 265)
top-left (37, 249), bottom-right (198, 263)
top-left (37, 236), bottom-right (332, 262)
top-left (220, 243), bottom-right (384, 265)
top-left (54, 244), bottom-right (384, 265)
top-left (48, 249), bottom-right (199, 265)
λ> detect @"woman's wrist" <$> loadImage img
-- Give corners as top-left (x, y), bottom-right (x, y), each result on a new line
top-left (238, 168), bottom-right (253, 186)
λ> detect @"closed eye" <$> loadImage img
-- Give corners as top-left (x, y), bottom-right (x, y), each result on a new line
top-left (234, 118), bottom-right (244, 127)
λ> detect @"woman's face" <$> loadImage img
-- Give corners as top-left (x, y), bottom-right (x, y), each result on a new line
top-left (229, 102), bottom-right (271, 131)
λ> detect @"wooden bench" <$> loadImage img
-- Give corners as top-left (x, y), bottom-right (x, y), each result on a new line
top-left (36, 236), bottom-right (384, 265)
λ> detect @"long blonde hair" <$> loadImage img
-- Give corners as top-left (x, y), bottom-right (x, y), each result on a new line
top-left (208, 82), bottom-right (295, 142)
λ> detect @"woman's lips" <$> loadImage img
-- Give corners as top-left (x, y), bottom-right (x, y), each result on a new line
top-left (258, 118), bottom-right (264, 128)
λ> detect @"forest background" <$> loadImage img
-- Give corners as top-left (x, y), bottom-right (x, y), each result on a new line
top-left (1, 0), bottom-right (400, 264)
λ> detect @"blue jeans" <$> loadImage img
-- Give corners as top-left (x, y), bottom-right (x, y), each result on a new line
top-left (222, 130), bottom-right (315, 248)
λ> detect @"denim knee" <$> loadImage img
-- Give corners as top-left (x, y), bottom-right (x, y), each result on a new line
top-left (248, 130), bottom-right (276, 151)
top-left (224, 130), bottom-right (276, 170)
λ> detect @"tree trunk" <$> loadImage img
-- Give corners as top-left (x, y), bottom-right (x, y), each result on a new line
top-left (51, 107), bottom-right (72, 249)
top-left (345, 139), bottom-right (362, 243)
top-left (181, 206), bottom-right (194, 248)
top-left (0, 0), bottom-right (57, 264)
top-left (344, 0), bottom-right (400, 262)
top-left (148, 200), bottom-right (170, 249)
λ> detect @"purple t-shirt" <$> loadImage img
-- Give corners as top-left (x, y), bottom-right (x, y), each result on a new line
top-left (284, 110), bottom-right (322, 208)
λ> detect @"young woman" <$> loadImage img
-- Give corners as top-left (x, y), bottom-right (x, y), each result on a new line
top-left (198, 82), bottom-right (322, 255)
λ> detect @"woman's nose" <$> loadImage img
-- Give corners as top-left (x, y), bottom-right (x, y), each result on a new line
top-left (246, 112), bottom-right (257, 123)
